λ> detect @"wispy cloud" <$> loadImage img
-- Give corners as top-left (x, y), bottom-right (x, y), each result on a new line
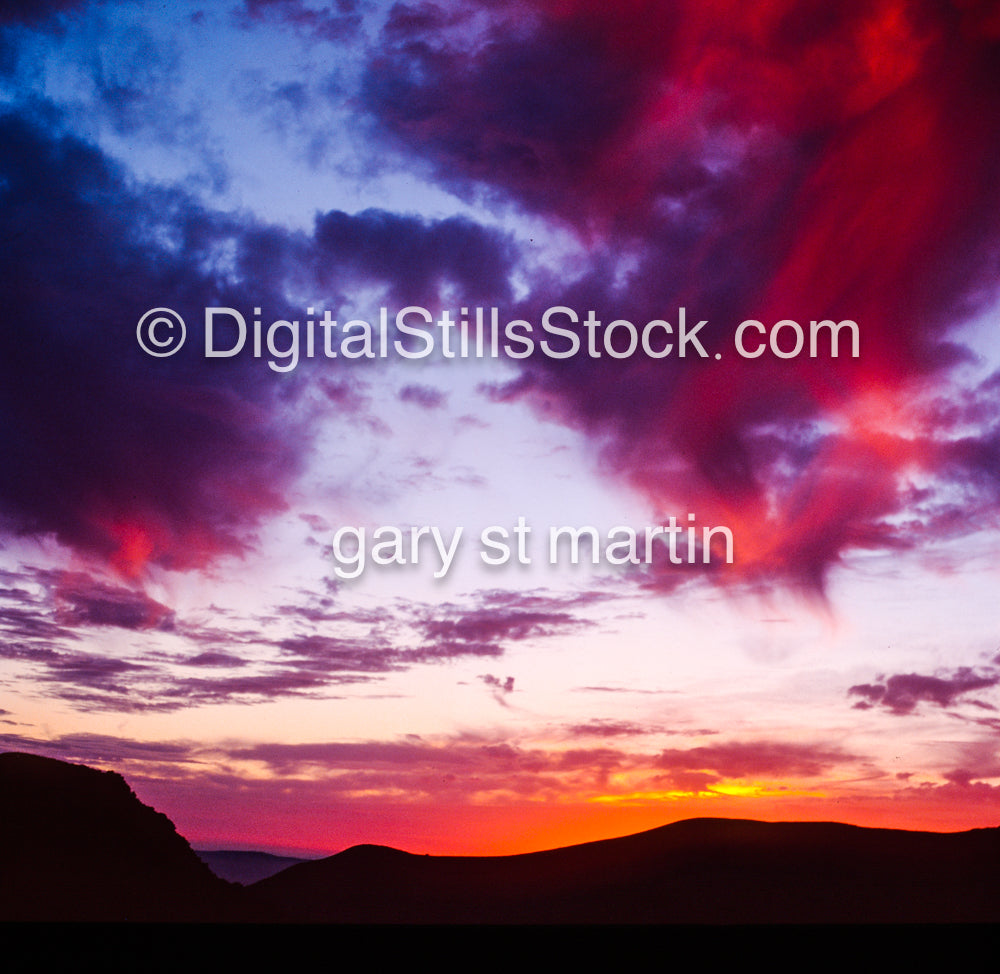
top-left (0, 566), bottom-right (612, 712)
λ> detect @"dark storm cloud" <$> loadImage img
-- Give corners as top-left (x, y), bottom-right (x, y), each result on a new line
top-left (8, 0), bottom-right (999, 606)
top-left (312, 207), bottom-right (514, 307)
top-left (363, 0), bottom-right (645, 221)
top-left (0, 104), bottom-right (518, 575)
top-left (0, 108), bottom-right (303, 574)
top-left (361, 0), bottom-right (1000, 594)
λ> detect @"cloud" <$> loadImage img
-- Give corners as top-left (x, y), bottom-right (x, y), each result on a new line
top-left (655, 740), bottom-right (854, 780)
top-left (481, 673), bottom-right (514, 693)
top-left (44, 570), bottom-right (175, 631)
top-left (0, 567), bottom-right (606, 712)
top-left (182, 733), bottom-right (854, 807)
top-left (398, 383), bottom-right (447, 409)
top-left (233, 0), bottom-right (362, 42)
top-left (0, 563), bottom-right (379, 712)
top-left (362, 0), bottom-right (1000, 594)
top-left (312, 207), bottom-right (514, 308)
top-left (0, 0), bottom-right (85, 28)
top-left (227, 738), bottom-right (479, 774)
top-left (276, 634), bottom-right (401, 674)
top-left (0, 102), bottom-right (520, 577)
top-left (0, 108), bottom-right (305, 576)
top-left (6, 0), bottom-right (999, 606)
top-left (566, 720), bottom-right (653, 738)
top-left (183, 652), bottom-right (249, 668)
top-left (0, 566), bottom-right (176, 648)
top-left (2, 726), bottom-right (864, 813)
top-left (414, 588), bottom-right (601, 659)
top-left (849, 668), bottom-right (1000, 715)
top-left (480, 672), bottom-right (515, 705)
top-left (219, 733), bottom-right (632, 799)
top-left (0, 732), bottom-right (198, 766)
top-left (363, 0), bottom-right (651, 224)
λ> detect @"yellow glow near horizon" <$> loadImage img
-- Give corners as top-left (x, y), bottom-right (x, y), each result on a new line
top-left (590, 782), bottom-right (827, 804)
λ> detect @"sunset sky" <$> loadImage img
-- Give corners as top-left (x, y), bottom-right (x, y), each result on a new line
top-left (3, 0), bottom-right (1000, 859)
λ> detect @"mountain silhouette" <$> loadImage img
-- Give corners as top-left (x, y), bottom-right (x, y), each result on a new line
top-left (4, 751), bottom-right (1000, 923)
top-left (0, 752), bottom-right (241, 921)
top-left (249, 817), bottom-right (1000, 923)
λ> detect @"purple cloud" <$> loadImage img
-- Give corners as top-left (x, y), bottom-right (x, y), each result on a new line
top-left (849, 669), bottom-right (1000, 715)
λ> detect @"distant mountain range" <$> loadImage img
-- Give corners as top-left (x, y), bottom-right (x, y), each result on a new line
top-left (195, 849), bottom-right (312, 886)
top-left (3, 751), bottom-right (999, 923)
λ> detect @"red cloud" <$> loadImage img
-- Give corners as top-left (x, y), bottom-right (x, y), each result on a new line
top-left (365, 0), bottom-right (1000, 593)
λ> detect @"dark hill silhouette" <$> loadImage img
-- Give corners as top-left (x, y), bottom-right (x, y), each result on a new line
top-left (4, 751), bottom-right (1000, 923)
top-left (251, 817), bottom-right (1000, 923)
top-left (0, 752), bottom-right (241, 921)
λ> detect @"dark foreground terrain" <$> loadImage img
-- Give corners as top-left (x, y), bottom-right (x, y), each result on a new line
top-left (3, 751), bottom-right (999, 923)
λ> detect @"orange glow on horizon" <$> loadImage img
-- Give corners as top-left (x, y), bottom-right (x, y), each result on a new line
top-left (147, 783), bottom-right (1000, 860)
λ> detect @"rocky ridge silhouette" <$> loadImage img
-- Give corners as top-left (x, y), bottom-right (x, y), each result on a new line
top-left (0, 752), bottom-right (241, 921)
